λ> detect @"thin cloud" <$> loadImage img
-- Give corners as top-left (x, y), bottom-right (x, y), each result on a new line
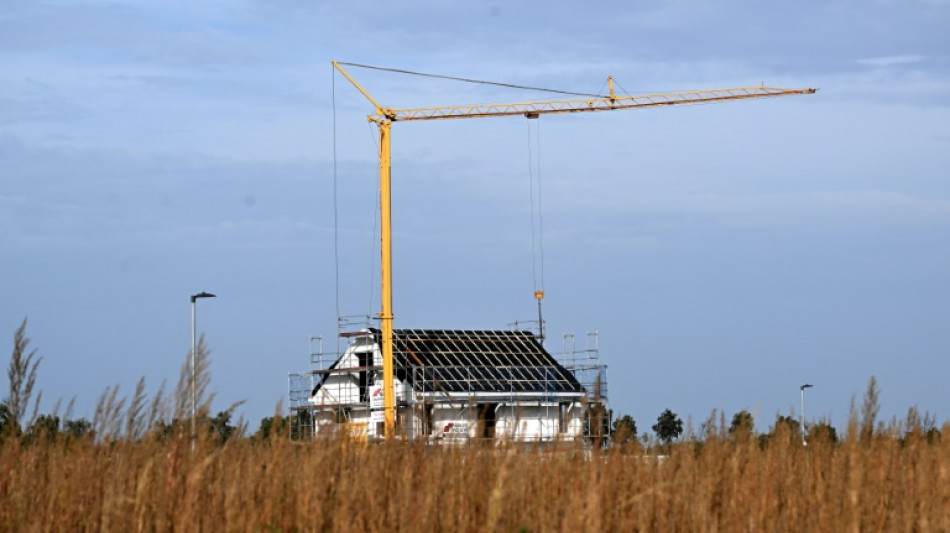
top-left (858, 55), bottom-right (926, 67)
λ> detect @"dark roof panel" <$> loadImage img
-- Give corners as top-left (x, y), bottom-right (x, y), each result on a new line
top-left (380, 328), bottom-right (584, 394)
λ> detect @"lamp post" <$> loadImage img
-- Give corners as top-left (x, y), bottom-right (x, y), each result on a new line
top-left (190, 291), bottom-right (216, 444)
top-left (800, 383), bottom-right (813, 446)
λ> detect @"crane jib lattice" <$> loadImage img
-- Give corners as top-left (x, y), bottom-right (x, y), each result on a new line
top-left (376, 86), bottom-right (818, 123)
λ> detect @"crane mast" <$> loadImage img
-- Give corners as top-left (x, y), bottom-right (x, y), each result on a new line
top-left (332, 60), bottom-right (816, 439)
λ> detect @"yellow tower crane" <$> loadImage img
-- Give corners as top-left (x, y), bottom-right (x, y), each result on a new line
top-left (332, 60), bottom-right (816, 439)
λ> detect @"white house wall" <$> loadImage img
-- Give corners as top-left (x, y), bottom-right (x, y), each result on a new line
top-left (496, 405), bottom-right (552, 441)
top-left (311, 374), bottom-right (359, 405)
top-left (309, 339), bottom-right (381, 407)
top-left (495, 403), bottom-right (585, 441)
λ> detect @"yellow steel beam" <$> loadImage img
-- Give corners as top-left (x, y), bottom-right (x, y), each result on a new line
top-left (378, 120), bottom-right (396, 438)
top-left (332, 61), bottom-right (390, 122)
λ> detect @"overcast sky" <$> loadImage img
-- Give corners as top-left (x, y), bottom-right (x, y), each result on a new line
top-left (2, 0), bottom-right (949, 433)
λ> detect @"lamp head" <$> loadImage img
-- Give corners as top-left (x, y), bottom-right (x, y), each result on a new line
top-left (190, 291), bottom-right (216, 302)
top-left (801, 383), bottom-right (813, 391)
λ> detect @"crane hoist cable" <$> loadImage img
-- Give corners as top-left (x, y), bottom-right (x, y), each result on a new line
top-left (332, 65), bottom-right (341, 325)
top-left (366, 122), bottom-right (382, 321)
top-left (527, 116), bottom-right (546, 342)
top-left (527, 117), bottom-right (543, 293)
top-left (331, 64), bottom-right (385, 332)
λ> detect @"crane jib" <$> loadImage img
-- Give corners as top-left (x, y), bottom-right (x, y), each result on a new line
top-left (375, 87), bottom-right (818, 123)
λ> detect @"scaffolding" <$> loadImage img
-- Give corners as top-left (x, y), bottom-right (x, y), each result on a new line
top-left (288, 325), bottom-right (609, 444)
top-left (287, 315), bottom-right (377, 439)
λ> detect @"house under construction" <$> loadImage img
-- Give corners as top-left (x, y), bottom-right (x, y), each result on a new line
top-left (288, 325), bottom-right (608, 443)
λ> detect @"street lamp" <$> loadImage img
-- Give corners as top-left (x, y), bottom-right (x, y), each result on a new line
top-left (191, 291), bottom-right (216, 444)
top-left (800, 383), bottom-right (813, 446)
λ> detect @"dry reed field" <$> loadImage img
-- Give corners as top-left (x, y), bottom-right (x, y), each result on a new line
top-left (2, 421), bottom-right (949, 532)
top-left (3, 321), bottom-right (949, 532)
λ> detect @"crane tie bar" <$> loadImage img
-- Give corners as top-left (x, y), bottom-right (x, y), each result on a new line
top-left (336, 61), bottom-right (608, 99)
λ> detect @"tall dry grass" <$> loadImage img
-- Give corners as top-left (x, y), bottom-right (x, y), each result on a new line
top-left (2, 421), bottom-right (949, 532)
top-left (4, 322), bottom-right (949, 531)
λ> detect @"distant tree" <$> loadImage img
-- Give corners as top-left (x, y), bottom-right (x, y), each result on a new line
top-left (924, 427), bottom-right (942, 443)
top-left (25, 413), bottom-right (60, 444)
top-left (0, 399), bottom-right (12, 438)
top-left (900, 406), bottom-right (939, 446)
top-left (808, 420), bottom-right (838, 444)
top-left (63, 418), bottom-right (93, 440)
top-left (611, 414), bottom-right (638, 445)
top-left (652, 408), bottom-right (683, 447)
top-left (255, 415), bottom-right (286, 440)
top-left (209, 410), bottom-right (237, 444)
top-left (151, 418), bottom-right (187, 442)
top-left (913, 408), bottom-right (943, 444)
top-left (762, 414), bottom-right (801, 447)
top-left (729, 410), bottom-right (755, 439)
top-left (774, 414), bottom-right (800, 433)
